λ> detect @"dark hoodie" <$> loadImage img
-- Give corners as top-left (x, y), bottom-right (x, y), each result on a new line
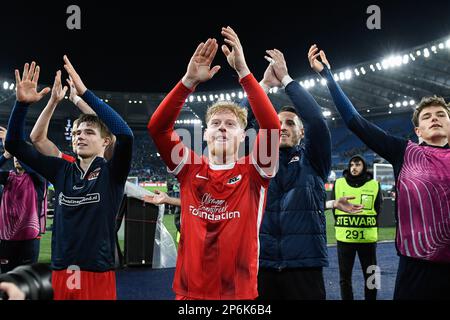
top-left (332, 155), bottom-right (382, 214)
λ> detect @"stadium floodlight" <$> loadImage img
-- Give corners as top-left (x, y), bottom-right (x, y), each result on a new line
top-left (402, 101), bottom-right (408, 107)
top-left (189, 96), bottom-right (194, 102)
top-left (367, 109), bottom-right (370, 113)
top-left (409, 100), bottom-right (415, 106)
top-left (134, 100), bottom-right (137, 104)
top-left (225, 93), bottom-right (231, 101)
top-left (197, 96), bottom-right (202, 102)
top-left (431, 45), bottom-right (437, 53)
top-left (202, 95), bottom-right (207, 102)
top-left (402, 55), bottom-right (409, 65)
top-left (416, 50), bottom-right (421, 56)
top-left (388, 111), bottom-right (392, 114)
top-left (209, 94), bottom-right (214, 102)
top-left (376, 63), bottom-right (382, 71)
top-left (309, 79), bottom-right (316, 87)
top-left (382, 59), bottom-right (390, 70)
top-left (9, 83), bottom-right (14, 90)
top-left (322, 110), bottom-right (331, 117)
top-left (423, 48), bottom-right (430, 58)
top-left (3, 81), bottom-right (8, 90)
top-left (446, 39), bottom-right (450, 48)
top-left (438, 43), bottom-right (444, 49)
top-left (338, 72), bottom-right (345, 81)
top-left (389, 103), bottom-right (394, 108)
top-left (395, 102), bottom-right (401, 108)
top-left (332, 117), bottom-right (335, 121)
top-left (214, 94), bottom-right (219, 99)
top-left (409, 53), bottom-right (416, 61)
top-left (231, 92), bottom-right (236, 98)
top-left (219, 93), bottom-right (225, 101)
top-left (344, 70), bottom-right (352, 80)
top-left (238, 91), bottom-right (243, 99)
top-left (320, 79), bottom-right (327, 86)
top-left (370, 64), bottom-right (375, 72)
top-left (128, 100), bottom-right (132, 104)
top-left (354, 68), bottom-right (360, 76)
top-left (64, 96), bottom-right (68, 99)
top-left (360, 67), bottom-right (366, 75)
top-left (333, 74), bottom-right (339, 82)
top-left (299, 81), bottom-right (304, 87)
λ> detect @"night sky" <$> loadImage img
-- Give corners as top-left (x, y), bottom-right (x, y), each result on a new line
top-left (1, 0), bottom-right (450, 93)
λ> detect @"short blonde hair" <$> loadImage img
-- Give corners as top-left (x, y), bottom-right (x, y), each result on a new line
top-left (205, 101), bottom-right (248, 129)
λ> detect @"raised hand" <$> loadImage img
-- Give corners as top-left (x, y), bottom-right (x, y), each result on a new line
top-left (335, 196), bottom-right (364, 214)
top-left (63, 55), bottom-right (88, 95)
top-left (143, 190), bottom-right (169, 205)
top-left (264, 49), bottom-right (289, 82)
top-left (182, 38), bottom-right (221, 89)
top-left (15, 62), bottom-right (51, 104)
top-left (308, 45), bottom-right (331, 73)
top-left (49, 71), bottom-right (68, 104)
top-left (221, 26), bottom-right (250, 78)
top-left (261, 64), bottom-right (282, 89)
top-left (66, 76), bottom-right (79, 102)
top-left (0, 126), bottom-right (11, 159)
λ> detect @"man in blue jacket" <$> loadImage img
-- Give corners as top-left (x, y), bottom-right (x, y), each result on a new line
top-left (246, 49), bottom-right (331, 300)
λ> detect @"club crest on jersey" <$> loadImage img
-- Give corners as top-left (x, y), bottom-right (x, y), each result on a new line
top-left (87, 168), bottom-right (101, 181)
top-left (289, 156), bottom-right (300, 164)
top-left (227, 174), bottom-right (242, 185)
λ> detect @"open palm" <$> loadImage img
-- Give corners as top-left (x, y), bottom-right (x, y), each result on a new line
top-left (15, 62), bottom-right (50, 104)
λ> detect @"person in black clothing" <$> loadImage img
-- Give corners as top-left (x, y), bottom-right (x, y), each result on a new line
top-left (332, 155), bottom-right (382, 300)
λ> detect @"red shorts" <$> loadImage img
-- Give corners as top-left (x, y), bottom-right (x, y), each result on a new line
top-left (52, 269), bottom-right (117, 300)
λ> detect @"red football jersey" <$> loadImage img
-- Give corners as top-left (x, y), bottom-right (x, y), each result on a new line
top-left (173, 149), bottom-right (271, 299)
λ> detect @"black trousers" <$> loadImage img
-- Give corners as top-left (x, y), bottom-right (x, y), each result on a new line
top-left (337, 241), bottom-right (377, 300)
top-left (0, 238), bottom-right (40, 274)
top-left (394, 255), bottom-right (450, 300)
top-left (257, 267), bottom-right (325, 300)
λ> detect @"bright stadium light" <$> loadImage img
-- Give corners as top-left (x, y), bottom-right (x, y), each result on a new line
top-left (389, 103), bottom-right (394, 108)
top-left (395, 102), bottom-right (401, 108)
top-left (360, 67), bottom-right (366, 75)
top-left (423, 48), bottom-right (430, 58)
top-left (333, 74), bottom-right (339, 81)
top-left (446, 39), bottom-right (450, 48)
top-left (309, 79), bottom-right (316, 87)
top-left (354, 68), bottom-right (360, 76)
top-left (409, 53), bottom-right (416, 61)
top-left (214, 94), bottom-right (219, 99)
top-left (202, 95), bottom-right (207, 102)
top-left (219, 93), bottom-right (224, 101)
top-left (320, 78), bottom-right (327, 86)
top-left (128, 100), bottom-right (132, 104)
top-left (197, 96), bottom-right (202, 102)
top-left (332, 117), bottom-right (335, 121)
top-left (209, 94), bottom-right (214, 101)
top-left (225, 93), bottom-right (231, 101)
top-left (238, 91), bottom-right (243, 99)
top-left (382, 59), bottom-right (389, 70)
top-left (431, 45), bottom-right (437, 53)
top-left (376, 62), bottom-right (382, 71)
top-left (402, 54), bottom-right (409, 64)
top-left (403, 101), bottom-right (408, 107)
top-left (339, 72), bottom-right (345, 81)
top-left (409, 100), bottom-right (415, 106)
top-left (416, 50), bottom-right (421, 56)
top-left (189, 96), bottom-right (194, 103)
top-left (231, 92), bottom-right (236, 98)
top-left (388, 111), bottom-right (392, 114)
top-left (322, 111), bottom-right (331, 117)
top-left (367, 109), bottom-right (370, 113)
top-left (9, 83), bottom-right (14, 90)
top-left (439, 43), bottom-right (445, 49)
top-left (3, 81), bottom-right (8, 90)
top-left (344, 70), bottom-right (352, 80)
top-left (370, 64), bottom-right (375, 72)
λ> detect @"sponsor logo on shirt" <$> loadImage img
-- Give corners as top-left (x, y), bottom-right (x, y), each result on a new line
top-left (59, 192), bottom-right (101, 207)
top-left (227, 175), bottom-right (242, 185)
top-left (289, 156), bottom-right (300, 164)
top-left (87, 168), bottom-right (101, 181)
top-left (195, 173), bottom-right (208, 180)
top-left (189, 193), bottom-right (240, 221)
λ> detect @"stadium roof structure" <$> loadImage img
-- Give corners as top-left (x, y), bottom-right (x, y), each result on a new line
top-left (1, 35), bottom-right (450, 129)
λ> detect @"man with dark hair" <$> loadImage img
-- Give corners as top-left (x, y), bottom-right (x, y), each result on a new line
top-left (332, 155), bottom-right (382, 300)
top-left (5, 58), bottom-right (133, 300)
